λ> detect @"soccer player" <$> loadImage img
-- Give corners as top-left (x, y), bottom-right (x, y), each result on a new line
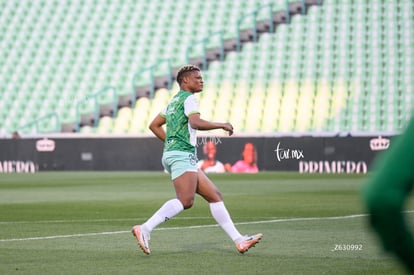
top-left (132, 65), bottom-right (263, 255)
top-left (363, 117), bottom-right (414, 273)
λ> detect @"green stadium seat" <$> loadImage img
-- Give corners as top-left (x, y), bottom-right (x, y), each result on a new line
top-left (1, 0), bottom-right (412, 135)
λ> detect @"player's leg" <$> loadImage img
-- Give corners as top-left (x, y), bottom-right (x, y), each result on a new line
top-left (139, 152), bottom-right (198, 230)
top-left (173, 171), bottom-right (198, 209)
top-left (138, 171), bottom-right (197, 232)
top-left (195, 169), bottom-right (223, 203)
top-left (132, 153), bottom-right (197, 254)
top-left (196, 169), bottom-right (263, 253)
top-left (132, 172), bottom-right (197, 255)
top-left (196, 170), bottom-right (241, 241)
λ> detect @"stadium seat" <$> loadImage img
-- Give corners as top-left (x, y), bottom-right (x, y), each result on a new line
top-left (1, 0), bottom-right (413, 135)
top-left (97, 116), bottom-right (113, 134)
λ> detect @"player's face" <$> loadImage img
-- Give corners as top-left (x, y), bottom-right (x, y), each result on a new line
top-left (187, 71), bottom-right (204, 93)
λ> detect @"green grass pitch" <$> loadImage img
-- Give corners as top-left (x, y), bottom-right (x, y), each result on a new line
top-left (0, 172), bottom-right (412, 274)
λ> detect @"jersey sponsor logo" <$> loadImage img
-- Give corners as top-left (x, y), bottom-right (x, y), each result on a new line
top-left (166, 105), bottom-right (175, 115)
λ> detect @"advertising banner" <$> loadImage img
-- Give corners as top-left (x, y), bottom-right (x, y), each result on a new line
top-left (0, 135), bottom-right (393, 173)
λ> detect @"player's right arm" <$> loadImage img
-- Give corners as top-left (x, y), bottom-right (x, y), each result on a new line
top-left (149, 113), bottom-right (166, 142)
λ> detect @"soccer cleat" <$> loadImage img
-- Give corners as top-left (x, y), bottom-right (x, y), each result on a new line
top-left (236, 233), bottom-right (263, 254)
top-left (131, 225), bottom-right (151, 255)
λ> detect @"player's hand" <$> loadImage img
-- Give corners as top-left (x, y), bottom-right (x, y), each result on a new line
top-left (222, 123), bottom-right (234, 136)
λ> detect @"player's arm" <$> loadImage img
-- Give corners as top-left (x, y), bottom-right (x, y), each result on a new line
top-left (149, 114), bottom-right (166, 142)
top-left (188, 113), bottom-right (233, 136)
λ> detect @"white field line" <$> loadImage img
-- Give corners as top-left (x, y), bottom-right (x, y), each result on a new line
top-left (0, 217), bottom-right (213, 225)
top-left (1, 211), bottom-right (413, 243)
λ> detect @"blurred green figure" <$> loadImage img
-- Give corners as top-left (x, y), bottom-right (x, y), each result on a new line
top-left (363, 118), bottom-right (414, 273)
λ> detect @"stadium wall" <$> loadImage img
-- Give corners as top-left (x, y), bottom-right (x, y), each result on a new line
top-left (0, 135), bottom-right (393, 174)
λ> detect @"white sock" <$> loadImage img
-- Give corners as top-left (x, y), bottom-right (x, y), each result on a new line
top-left (209, 201), bottom-right (243, 242)
top-left (142, 198), bottom-right (184, 233)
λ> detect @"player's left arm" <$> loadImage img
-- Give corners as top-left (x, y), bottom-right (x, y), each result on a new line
top-left (185, 95), bottom-right (233, 135)
top-left (188, 113), bottom-right (233, 136)
top-left (149, 114), bottom-right (166, 142)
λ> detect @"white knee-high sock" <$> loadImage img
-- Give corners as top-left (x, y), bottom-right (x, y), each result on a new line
top-left (209, 201), bottom-right (243, 242)
top-left (142, 198), bottom-right (184, 233)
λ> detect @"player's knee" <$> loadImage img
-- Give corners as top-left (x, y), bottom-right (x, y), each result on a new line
top-left (182, 199), bottom-right (194, 209)
top-left (178, 197), bottom-right (194, 209)
top-left (215, 190), bottom-right (223, 201)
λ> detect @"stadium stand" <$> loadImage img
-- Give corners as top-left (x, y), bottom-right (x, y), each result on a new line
top-left (0, 0), bottom-right (412, 136)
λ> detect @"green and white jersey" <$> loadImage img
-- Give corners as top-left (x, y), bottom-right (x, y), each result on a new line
top-left (160, 90), bottom-right (200, 153)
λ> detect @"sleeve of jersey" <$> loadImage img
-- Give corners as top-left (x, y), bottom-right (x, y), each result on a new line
top-left (184, 95), bottom-right (200, 117)
top-left (160, 106), bottom-right (167, 118)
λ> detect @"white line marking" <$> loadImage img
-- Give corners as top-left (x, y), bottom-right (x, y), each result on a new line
top-left (0, 217), bottom-right (212, 225)
top-left (1, 212), bottom-right (413, 243)
top-left (0, 231), bottom-right (128, 242)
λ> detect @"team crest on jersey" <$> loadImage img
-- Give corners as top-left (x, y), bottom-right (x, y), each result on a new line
top-left (166, 105), bottom-right (175, 115)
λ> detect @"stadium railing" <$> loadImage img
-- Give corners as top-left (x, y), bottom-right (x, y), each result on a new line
top-left (236, 3), bottom-right (275, 52)
top-left (131, 59), bottom-right (173, 104)
top-left (75, 86), bottom-right (118, 132)
top-left (185, 31), bottom-right (225, 71)
top-left (18, 112), bottom-right (60, 134)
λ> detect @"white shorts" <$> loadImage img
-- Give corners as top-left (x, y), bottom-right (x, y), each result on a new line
top-left (162, 151), bottom-right (198, 180)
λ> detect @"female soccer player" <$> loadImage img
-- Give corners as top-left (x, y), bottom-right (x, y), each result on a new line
top-left (132, 65), bottom-right (263, 255)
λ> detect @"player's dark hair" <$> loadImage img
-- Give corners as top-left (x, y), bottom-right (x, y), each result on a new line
top-left (176, 65), bottom-right (200, 85)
